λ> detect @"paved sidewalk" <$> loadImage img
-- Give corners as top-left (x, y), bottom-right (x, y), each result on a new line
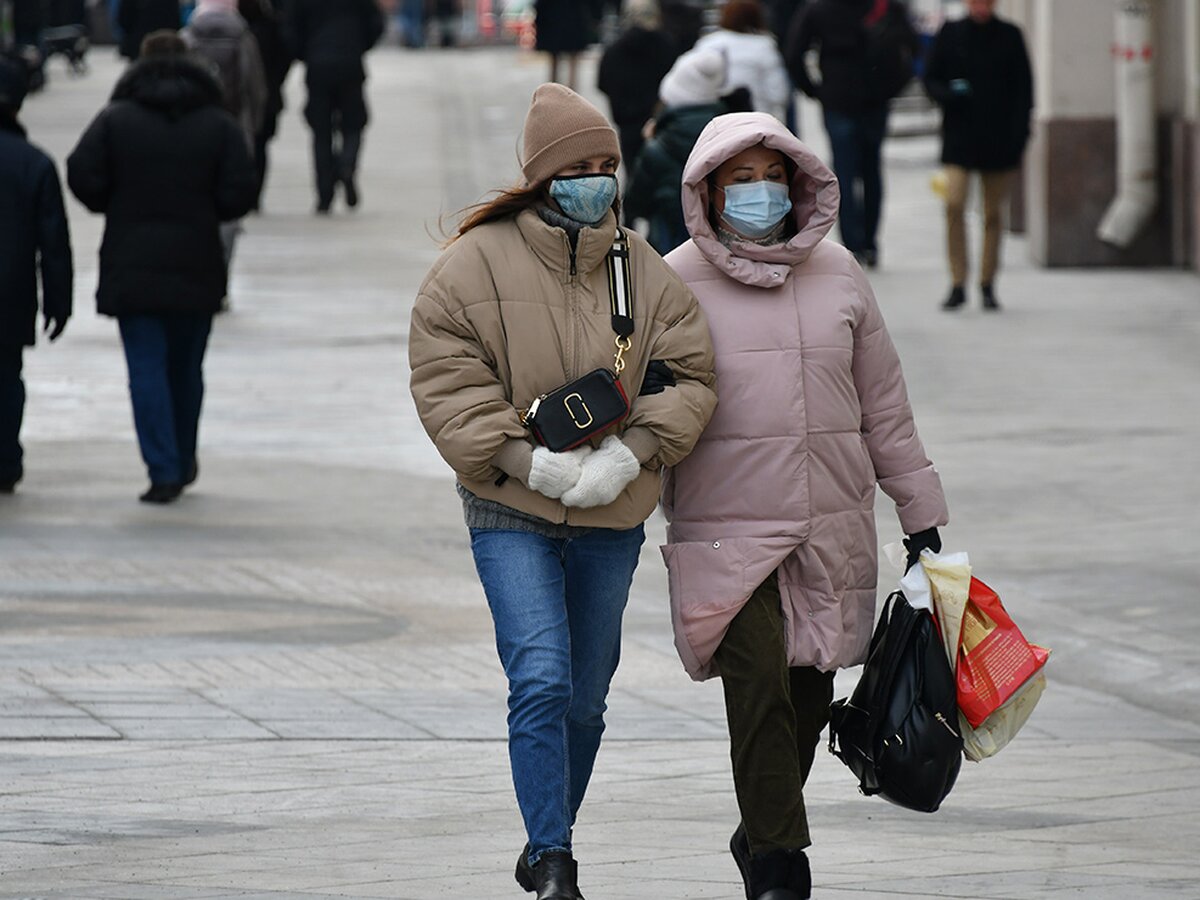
top-left (1, 46), bottom-right (1198, 899)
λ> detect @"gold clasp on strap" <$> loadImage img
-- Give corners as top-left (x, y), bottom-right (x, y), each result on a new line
top-left (613, 335), bottom-right (632, 375)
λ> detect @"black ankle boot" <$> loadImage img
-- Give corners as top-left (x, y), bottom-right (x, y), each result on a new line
top-left (139, 483), bottom-right (182, 504)
top-left (749, 848), bottom-right (802, 900)
top-left (516, 847), bottom-right (584, 899)
top-left (942, 285), bottom-right (967, 310)
top-left (981, 283), bottom-right (1002, 310)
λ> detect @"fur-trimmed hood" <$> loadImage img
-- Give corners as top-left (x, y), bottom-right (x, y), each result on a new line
top-left (111, 55), bottom-right (223, 118)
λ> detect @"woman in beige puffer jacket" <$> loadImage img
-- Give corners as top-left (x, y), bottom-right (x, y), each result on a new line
top-left (662, 112), bottom-right (949, 900)
top-left (408, 84), bottom-right (716, 900)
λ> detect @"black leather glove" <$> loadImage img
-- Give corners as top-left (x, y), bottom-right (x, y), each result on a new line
top-left (903, 527), bottom-right (942, 572)
top-left (638, 360), bottom-right (676, 396)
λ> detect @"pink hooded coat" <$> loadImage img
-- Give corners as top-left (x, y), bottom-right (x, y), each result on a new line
top-left (661, 113), bottom-right (949, 681)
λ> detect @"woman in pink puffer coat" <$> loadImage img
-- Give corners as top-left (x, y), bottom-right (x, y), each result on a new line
top-left (661, 112), bottom-right (949, 900)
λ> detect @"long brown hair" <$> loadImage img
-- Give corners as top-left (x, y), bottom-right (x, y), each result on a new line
top-left (446, 175), bottom-right (623, 246)
top-left (446, 183), bottom-right (548, 245)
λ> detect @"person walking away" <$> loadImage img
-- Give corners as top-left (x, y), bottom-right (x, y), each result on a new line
top-left (923, 0), bottom-right (1031, 311)
top-left (596, 0), bottom-right (680, 182)
top-left (285, 0), bottom-right (383, 214)
top-left (662, 111), bottom-right (948, 900)
top-left (625, 47), bottom-right (726, 254)
top-left (785, 0), bottom-right (918, 267)
top-left (117, 0), bottom-right (180, 59)
top-left (182, 0), bottom-right (266, 302)
top-left (0, 56), bottom-right (72, 494)
top-left (239, 0), bottom-right (292, 211)
top-left (694, 0), bottom-right (791, 123)
top-left (534, 0), bottom-right (595, 90)
top-left (766, 0), bottom-right (809, 133)
top-left (67, 31), bottom-right (256, 503)
top-left (408, 84), bottom-right (718, 899)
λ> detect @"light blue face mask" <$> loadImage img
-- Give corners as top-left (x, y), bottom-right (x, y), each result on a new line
top-left (719, 180), bottom-right (793, 239)
top-left (550, 174), bottom-right (618, 225)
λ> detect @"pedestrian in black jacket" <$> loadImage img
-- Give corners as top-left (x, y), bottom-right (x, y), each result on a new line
top-left (597, 0), bottom-right (680, 181)
top-left (118, 0), bottom-right (181, 59)
top-left (241, 0), bottom-right (293, 209)
top-left (625, 46), bottom-right (726, 253)
top-left (67, 31), bottom-right (256, 503)
top-left (785, 0), bottom-right (917, 265)
top-left (0, 56), bottom-right (73, 494)
top-left (924, 0), bottom-right (1032, 311)
top-left (285, 0), bottom-right (384, 214)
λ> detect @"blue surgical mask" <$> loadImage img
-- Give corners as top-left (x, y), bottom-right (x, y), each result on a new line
top-left (550, 174), bottom-right (618, 225)
top-left (718, 180), bottom-right (793, 239)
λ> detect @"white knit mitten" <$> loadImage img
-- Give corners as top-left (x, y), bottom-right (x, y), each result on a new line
top-left (560, 435), bottom-right (641, 509)
top-left (527, 445), bottom-right (593, 499)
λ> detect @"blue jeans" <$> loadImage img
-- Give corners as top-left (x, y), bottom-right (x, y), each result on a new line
top-left (470, 524), bottom-right (645, 864)
top-left (118, 314), bottom-right (213, 485)
top-left (0, 344), bottom-right (24, 486)
top-left (822, 106), bottom-right (890, 255)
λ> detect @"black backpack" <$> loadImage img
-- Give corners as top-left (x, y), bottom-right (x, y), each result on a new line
top-left (828, 590), bottom-right (963, 813)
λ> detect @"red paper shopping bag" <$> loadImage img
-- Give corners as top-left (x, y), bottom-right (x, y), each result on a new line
top-left (956, 578), bottom-right (1050, 728)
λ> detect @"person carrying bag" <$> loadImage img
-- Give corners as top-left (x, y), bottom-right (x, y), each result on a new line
top-left (408, 84), bottom-right (718, 900)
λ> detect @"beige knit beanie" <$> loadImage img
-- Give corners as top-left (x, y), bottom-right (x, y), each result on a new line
top-left (521, 83), bottom-right (621, 187)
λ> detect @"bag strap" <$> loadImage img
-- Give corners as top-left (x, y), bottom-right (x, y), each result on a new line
top-left (606, 228), bottom-right (634, 374)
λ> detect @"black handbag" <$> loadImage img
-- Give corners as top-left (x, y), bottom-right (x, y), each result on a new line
top-left (520, 229), bottom-right (635, 453)
top-left (828, 590), bottom-right (963, 813)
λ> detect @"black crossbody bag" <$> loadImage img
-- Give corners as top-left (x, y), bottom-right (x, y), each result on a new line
top-left (521, 229), bottom-right (635, 452)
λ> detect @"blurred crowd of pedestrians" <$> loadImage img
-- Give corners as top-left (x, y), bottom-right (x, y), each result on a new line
top-left (1, 0), bottom-right (385, 501)
top-left (1, 0), bottom-right (1033, 508)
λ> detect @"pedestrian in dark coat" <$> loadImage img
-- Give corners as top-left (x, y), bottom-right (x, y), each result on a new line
top-left (285, 0), bottom-right (384, 213)
top-left (67, 31), bottom-right (256, 503)
top-left (924, 0), bottom-right (1032, 311)
top-left (0, 57), bottom-right (72, 493)
top-left (239, 0), bottom-right (293, 209)
top-left (785, 0), bottom-right (918, 265)
top-left (118, 0), bottom-right (181, 59)
top-left (597, 0), bottom-right (680, 179)
top-left (534, 0), bottom-right (595, 89)
top-left (625, 47), bottom-right (727, 254)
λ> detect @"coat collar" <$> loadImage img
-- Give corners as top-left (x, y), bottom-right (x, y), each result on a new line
top-left (516, 207), bottom-right (619, 280)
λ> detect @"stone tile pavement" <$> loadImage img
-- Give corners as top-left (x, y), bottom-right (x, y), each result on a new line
top-left (1, 45), bottom-right (1198, 899)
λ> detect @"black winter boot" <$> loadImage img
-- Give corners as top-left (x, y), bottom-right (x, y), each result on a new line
top-left (515, 846), bottom-right (584, 899)
top-left (981, 283), bottom-right (1002, 311)
top-left (942, 285), bottom-right (967, 310)
top-left (749, 848), bottom-right (801, 900)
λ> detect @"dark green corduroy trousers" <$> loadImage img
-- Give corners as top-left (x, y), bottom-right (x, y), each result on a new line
top-left (713, 573), bottom-right (835, 855)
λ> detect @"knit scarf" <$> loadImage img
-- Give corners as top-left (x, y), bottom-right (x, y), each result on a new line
top-left (716, 216), bottom-right (791, 250)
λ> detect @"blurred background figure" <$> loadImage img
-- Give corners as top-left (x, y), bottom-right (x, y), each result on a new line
top-left (659, 0), bottom-right (703, 52)
top-left (695, 0), bottom-right (790, 122)
top-left (625, 46), bottom-right (726, 254)
top-left (66, 31), bottom-right (256, 504)
top-left (182, 0), bottom-right (266, 297)
top-left (395, 0), bottom-right (425, 48)
top-left (428, 0), bottom-right (460, 47)
top-left (286, 0), bottom-right (385, 214)
top-left (239, 0), bottom-right (292, 211)
top-left (534, 0), bottom-right (596, 90)
top-left (597, 0), bottom-right (680, 178)
top-left (0, 54), bottom-right (72, 495)
top-left (765, 0), bottom-right (808, 132)
top-left (923, 0), bottom-right (1032, 312)
top-left (785, 0), bottom-right (918, 267)
top-left (117, 0), bottom-right (180, 60)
